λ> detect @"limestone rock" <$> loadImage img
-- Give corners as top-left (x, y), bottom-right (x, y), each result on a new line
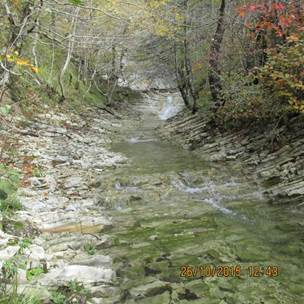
top-left (0, 246), bottom-right (20, 261)
top-left (39, 265), bottom-right (115, 286)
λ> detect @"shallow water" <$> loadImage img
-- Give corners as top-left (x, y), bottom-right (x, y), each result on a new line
top-left (102, 94), bottom-right (304, 303)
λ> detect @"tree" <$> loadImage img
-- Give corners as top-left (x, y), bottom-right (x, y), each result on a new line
top-left (0, 0), bottom-right (43, 88)
top-left (174, 0), bottom-right (198, 113)
top-left (208, 0), bottom-right (226, 110)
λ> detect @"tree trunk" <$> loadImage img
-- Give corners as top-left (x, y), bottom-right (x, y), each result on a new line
top-left (58, 7), bottom-right (79, 102)
top-left (174, 42), bottom-right (191, 109)
top-left (293, 0), bottom-right (302, 23)
top-left (208, 0), bottom-right (226, 110)
top-left (183, 2), bottom-right (198, 114)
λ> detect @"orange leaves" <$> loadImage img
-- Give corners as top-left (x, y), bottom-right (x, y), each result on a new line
top-left (192, 60), bottom-right (204, 73)
top-left (20, 156), bottom-right (43, 187)
top-left (237, 3), bottom-right (263, 17)
top-left (271, 2), bottom-right (286, 11)
top-left (21, 159), bottom-right (34, 187)
top-left (15, 58), bottom-right (31, 66)
top-left (238, 8), bottom-right (246, 18)
top-left (236, 1), bottom-right (302, 39)
top-left (3, 53), bottom-right (39, 73)
top-left (258, 35), bottom-right (304, 113)
top-left (31, 66), bottom-right (39, 73)
top-left (237, 2), bottom-right (286, 18)
top-left (287, 34), bottom-right (300, 42)
top-left (278, 15), bottom-right (295, 27)
top-left (11, 0), bottom-right (21, 9)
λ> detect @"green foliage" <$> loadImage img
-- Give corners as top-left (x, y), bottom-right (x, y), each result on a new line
top-left (83, 243), bottom-right (96, 255)
top-left (216, 71), bottom-right (287, 128)
top-left (26, 267), bottom-right (44, 281)
top-left (0, 294), bottom-right (42, 304)
top-left (0, 105), bottom-right (12, 116)
top-left (0, 248), bottom-right (42, 303)
top-left (0, 164), bottom-right (20, 185)
top-left (51, 281), bottom-right (90, 304)
top-left (68, 0), bottom-right (83, 6)
top-left (67, 281), bottom-right (87, 295)
top-left (0, 195), bottom-right (22, 214)
top-left (2, 260), bottom-right (18, 281)
top-left (18, 238), bottom-right (32, 253)
top-left (259, 34), bottom-right (304, 113)
top-left (18, 295), bottom-right (41, 304)
top-left (0, 288), bottom-right (42, 304)
top-left (0, 189), bottom-right (8, 200)
top-left (0, 165), bottom-right (21, 215)
top-left (50, 291), bottom-right (66, 304)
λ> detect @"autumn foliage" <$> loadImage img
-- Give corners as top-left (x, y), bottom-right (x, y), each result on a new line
top-left (3, 53), bottom-right (39, 74)
top-left (237, 1), bottom-right (303, 40)
top-left (237, 1), bottom-right (304, 113)
top-left (259, 34), bottom-right (304, 113)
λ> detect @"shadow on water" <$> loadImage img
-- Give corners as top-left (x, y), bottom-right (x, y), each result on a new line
top-left (103, 93), bottom-right (304, 303)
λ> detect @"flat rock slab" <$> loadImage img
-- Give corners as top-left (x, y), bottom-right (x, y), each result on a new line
top-left (39, 215), bottom-right (112, 234)
top-left (40, 223), bottom-right (106, 234)
top-left (0, 231), bottom-right (17, 248)
top-left (130, 280), bottom-right (172, 299)
top-left (0, 246), bottom-right (20, 261)
top-left (64, 176), bottom-right (84, 189)
top-left (71, 255), bottom-right (112, 267)
top-left (39, 265), bottom-right (115, 286)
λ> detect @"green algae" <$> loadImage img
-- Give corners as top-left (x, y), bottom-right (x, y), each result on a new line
top-left (99, 102), bottom-right (304, 303)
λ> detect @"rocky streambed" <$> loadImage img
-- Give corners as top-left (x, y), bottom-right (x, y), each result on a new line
top-left (0, 103), bottom-right (127, 303)
top-left (159, 112), bottom-right (304, 206)
top-left (0, 93), bottom-right (304, 304)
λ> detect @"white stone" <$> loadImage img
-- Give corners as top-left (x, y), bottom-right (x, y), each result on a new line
top-left (26, 244), bottom-right (46, 262)
top-left (40, 265), bottom-right (115, 286)
top-left (0, 246), bottom-right (20, 261)
top-left (64, 176), bottom-right (83, 189)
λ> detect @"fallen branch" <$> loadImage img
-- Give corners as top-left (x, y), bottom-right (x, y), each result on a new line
top-left (93, 105), bottom-right (122, 119)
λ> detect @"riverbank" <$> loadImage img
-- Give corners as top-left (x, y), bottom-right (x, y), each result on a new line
top-left (159, 111), bottom-right (304, 206)
top-left (0, 100), bottom-right (134, 303)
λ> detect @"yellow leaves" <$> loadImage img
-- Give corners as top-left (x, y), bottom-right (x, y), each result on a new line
top-left (15, 58), bottom-right (31, 66)
top-left (10, 0), bottom-right (21, 9)
top-left (31, 66), bottom-right (39, 73)
top-left (288, 98), bottom-right (304, 113)
top-left (154, 20), bottom-right (175, 38)
top-left (258, 35), bottom-right (304, 113)
top-left (175, 13), bottom-right (184, 24)
top-left (287, 34), bottom-right (300, 43)
top-left (2, 53), bottom-right (39, 73)
top-left (192, 60), bottom-right (204, 72)
top-left (148, 0), bottom-right (169, 10)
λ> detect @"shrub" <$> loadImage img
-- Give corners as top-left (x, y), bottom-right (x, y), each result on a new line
top-left (0, 165), bottom-right (21, 214)
top-left (259, 34), bottom-right (304, 113)
top-left (216, 71), bottom-right (285, 128)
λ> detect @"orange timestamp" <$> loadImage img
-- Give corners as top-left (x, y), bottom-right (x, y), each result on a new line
top-left (180, 265), bottom-right (280, 278)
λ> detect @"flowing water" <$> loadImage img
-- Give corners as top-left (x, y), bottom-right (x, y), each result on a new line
top-left (99, 93), bottom-right (304, 303)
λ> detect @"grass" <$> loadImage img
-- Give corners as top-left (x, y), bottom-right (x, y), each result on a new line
top-left (50, 281), bottom-right (91, 304)
top-left (0, 164), bottom-right (21, 215)
top-left (18, 238), bottom-right (32, 254)
top-left (0, 294), bottom-right (42, 304)
top-left (0, 162), bottom-right (41, 303)
top-left (49, 292), bottom-right (66, 304)
top-left (83, 242), bottom-right (96, 255)
top-left (0, 259), bottom-right (42, 304)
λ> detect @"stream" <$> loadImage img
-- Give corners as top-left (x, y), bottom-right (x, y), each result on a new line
top-left (99, 93), bottom-right (304, 303)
